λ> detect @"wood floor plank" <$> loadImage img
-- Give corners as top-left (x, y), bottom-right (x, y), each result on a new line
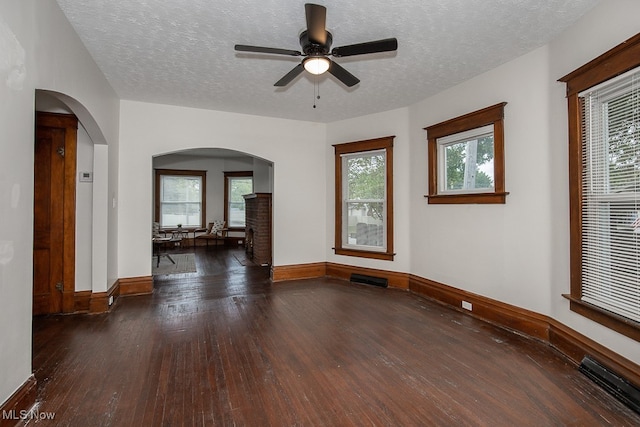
top-left (30, 247), bottom-right (640, 426)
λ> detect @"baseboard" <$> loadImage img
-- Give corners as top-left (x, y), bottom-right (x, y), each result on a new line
top-left (270, 261), bottom-right (410, 289)
top-left (271, 263), bottom-right (327, 282)
top-left (73, 290), bottom-right (92, 312)
top-left (407, 274), bottom-right (640, 388)
top-left (0, 375), bottom-right (37, 427)
top-left (548, 319), bottom-right (640, 388)
top-left (119, 276), bottom-right (153, 296)
top-left (70, 277), bottom-right (151, 315)
top-left (89, 280), bottom-right (120, 314)
top-left (409, 275), bottom-right (550, 340)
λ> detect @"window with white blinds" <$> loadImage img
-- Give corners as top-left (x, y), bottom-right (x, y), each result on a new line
top-left (580, 67), bottom-right (640, 322)
top-left (154, 169), bottom-right (206, 228)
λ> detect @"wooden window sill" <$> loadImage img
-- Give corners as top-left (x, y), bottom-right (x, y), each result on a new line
top-left (424, 192), bottom-right (509, 204)
top-left (334, 248), bottom-right (395, 261)
top-left (562, 294), bottom-right (640, 342)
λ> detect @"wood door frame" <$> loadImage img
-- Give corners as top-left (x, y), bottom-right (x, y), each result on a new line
top-left (35, 112), bottom-right (77, 313)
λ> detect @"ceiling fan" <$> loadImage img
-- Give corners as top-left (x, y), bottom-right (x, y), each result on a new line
top-left (234, 3), bottom-right (398, 88)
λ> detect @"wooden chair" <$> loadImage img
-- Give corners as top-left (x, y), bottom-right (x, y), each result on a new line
top-left (195, 220), bottom-right (227, 248)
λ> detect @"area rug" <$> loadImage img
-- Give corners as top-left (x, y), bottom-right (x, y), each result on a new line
top-left (152, 253), bottom-right (197, 275)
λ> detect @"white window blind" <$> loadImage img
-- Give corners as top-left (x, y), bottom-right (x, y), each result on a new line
top-left (159, 175), bottom-right (203, 228)
top-left (227, 176), bottom-right (253, 228)
top-left (580, 67), bottom-right (640, 322)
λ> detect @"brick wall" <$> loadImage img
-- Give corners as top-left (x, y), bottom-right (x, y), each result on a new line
top-left (244, 193), bottom-right (272, 266)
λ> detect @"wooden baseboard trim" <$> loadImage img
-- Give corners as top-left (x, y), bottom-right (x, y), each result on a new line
top-left (271, 263), bottom-right (327, 282)
top-left (270, 262), bottom-right (410, 289)
top-left (548, 319), bottom-right (640, 387)
top-left (409, 275), bottom-right (550, 340)
top-left (407, 273), bottom-right (640, 387)
top-left (73, 290), bottom-right (92, 312)
top-left (73, 277), bottom-right (151, 315)
top-left (88, 280), bottom-right (120, 314)
top-left (119, 276), bottom-right (153, 296)
top-left (326, 263), bottom-right (410, 289)
top-left (89, 291), bottom-right (108, 314)
top-left (0, 375), bottom-right (37, 427)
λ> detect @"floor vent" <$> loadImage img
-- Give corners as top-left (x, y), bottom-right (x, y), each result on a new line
top-left (579, 355), bottom-right (640, 414)
top-left (350, 273), bottom-right (388, 288)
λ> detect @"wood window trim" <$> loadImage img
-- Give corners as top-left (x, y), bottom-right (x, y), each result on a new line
top-left (424, 102), bottom-right (508, 204)
top-left (223, 171), bottom-right (253, 232)
top-left (559, 32), bottom-right (640, 342)
top-left (333, 136), bottom-right (395, 261)
top-left (154, 169), bottom-right (207, 228)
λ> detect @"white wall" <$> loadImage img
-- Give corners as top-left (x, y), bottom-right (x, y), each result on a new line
top-left (253, 158), bottom-right (273, 193)
top-left (326, 107), bottom-right (412, 274)
top-left (0, 0), bottom-right (119, 407)
top-left (404, 0), bottom-right (640, 364)
top-left (75, 125), bottom-right (94, 291)
top-left (118, 101), bottom-right (326, 278)
top-left (408, 45), bottom-right (553, 313)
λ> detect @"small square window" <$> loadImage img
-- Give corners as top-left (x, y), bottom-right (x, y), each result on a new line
top-left (425, 103), bottom-right (508, 204)
top-left (438, 124), bottom-right (495, 194)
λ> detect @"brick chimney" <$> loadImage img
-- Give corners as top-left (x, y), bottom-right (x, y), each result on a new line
top-left (243, 193), bottom-right (272, 266)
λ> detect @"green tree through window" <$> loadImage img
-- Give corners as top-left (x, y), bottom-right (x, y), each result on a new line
top-left (444, 136), bottom-right (494, 191)
top-left (608, 91), bottom-right (640, 192)
top-left (347, 152), bottom-right (385, 220)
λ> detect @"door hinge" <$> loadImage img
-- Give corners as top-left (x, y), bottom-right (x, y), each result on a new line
top-left (57, 146), bottom-right (65, 157)
top-left (55, 282), bottom-right (63, 291)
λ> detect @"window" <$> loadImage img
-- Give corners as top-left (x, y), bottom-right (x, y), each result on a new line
top-left (425, 103), bottom-right (508, 204)
top-left (560, 32), bottom-right (640, 342)
top-left (334, 136), bottom-right (394, 260)
top-left (224, 171), bottom-right (253, 230)
top-left (155, 169), bottom-right (206, 228)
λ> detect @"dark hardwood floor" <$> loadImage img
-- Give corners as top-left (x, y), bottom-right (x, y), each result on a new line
top-left (30, 246), bottom-right (640, 426)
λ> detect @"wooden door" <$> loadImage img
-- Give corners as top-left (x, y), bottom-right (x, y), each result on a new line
top-left (33, 112), bottom-right (77, 315)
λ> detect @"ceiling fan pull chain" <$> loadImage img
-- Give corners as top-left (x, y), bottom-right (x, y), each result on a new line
top-left (313, 77), bottom-right (319, 108)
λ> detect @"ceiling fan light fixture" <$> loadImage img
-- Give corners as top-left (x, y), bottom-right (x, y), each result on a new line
top-left (303, 56), bottom-right (330, 75)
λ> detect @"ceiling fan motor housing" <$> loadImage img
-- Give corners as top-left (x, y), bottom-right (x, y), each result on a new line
top-left (299, 30), bottom-right (333, 57)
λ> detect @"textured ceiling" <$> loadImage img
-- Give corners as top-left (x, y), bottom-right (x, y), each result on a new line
top-left (55, 0), bottom-right (600, 123)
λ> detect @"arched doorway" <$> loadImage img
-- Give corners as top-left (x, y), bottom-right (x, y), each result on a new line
top-left (151, 148), bottom-right (273, 277)
top-left (33, 90), bottom-right (111, 314)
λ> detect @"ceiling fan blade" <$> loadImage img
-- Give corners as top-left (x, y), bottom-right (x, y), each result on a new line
top-left (305, 3), bottom-right (327, 45)
top-left (331, 38), bottom-right (398, 57)
top-left (235, 44), bottom-right (301, 56)
top-left (328, 61), bottom-right (359, 87)
top-left (274, 63), bottom-right (305, 86)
